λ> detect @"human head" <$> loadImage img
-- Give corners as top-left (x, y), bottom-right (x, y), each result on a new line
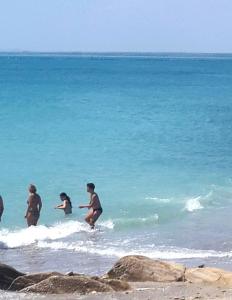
top-left (60, 192), bottom-right (68, 201)
top-left (29, 184), bottom-right (37, 194)
top-left (87, 183), bottom-right (95, 193)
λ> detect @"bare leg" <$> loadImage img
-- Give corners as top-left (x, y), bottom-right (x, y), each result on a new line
top-left (27, 213), bottom-right (39, 227)
top-left (26, 213), bottom-right (34, 227)
top-left (85, 210), bottom-right (94, 227)
top-left (91, 210), bottom-right (103, 228)
top-left (32, 216), bottom-right (39, 226)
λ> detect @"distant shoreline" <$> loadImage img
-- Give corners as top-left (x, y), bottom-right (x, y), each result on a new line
top-left (0, 51), bottom-right (232, 58)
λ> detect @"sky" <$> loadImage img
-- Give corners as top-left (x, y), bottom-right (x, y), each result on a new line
top-left (0, 0), bottom-right (231, 53)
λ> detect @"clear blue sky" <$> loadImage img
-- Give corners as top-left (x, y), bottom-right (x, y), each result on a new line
top-left (0, 0), bottom-right (231, 53)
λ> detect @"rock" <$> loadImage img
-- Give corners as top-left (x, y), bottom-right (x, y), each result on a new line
top-left (8, 272), bottom-right (62, 291)
top-left (0, 263), bottom-right (25, 290)
top-left (198, 264), bottom-right (205, 268)
top-left (92, 276), bottom-right (130, 291)
top-left (65, 271), bottom-right (83, 276)
top-left (65, 271), bottom-right (74, 276)
top-left (106, 255), bottom-right (185, 282)
top-left (185, 267), bottom-right (232, 286)
top-left (101, 278), bottom-right (131, 291)
top-left (20, 275), bottom-right (114, 294)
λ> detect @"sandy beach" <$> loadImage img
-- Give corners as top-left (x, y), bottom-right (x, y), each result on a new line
top-left (2, 282), bottom-right (232, 300)
top-left (65, 282), bottom-right (232, 300)
top-left (2, 255), bottom-right (232, 299)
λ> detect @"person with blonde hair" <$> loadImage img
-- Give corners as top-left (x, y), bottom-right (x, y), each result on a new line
top-left (25, 184), bottom-right (42, 226)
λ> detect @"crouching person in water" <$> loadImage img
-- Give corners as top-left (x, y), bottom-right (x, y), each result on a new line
top-left (55, 192), bottom-right (72, 215)
top-left (25, 184), bottom-right (42, 226)
top-left (0, 195), bottom-right (4, 222)
top-left (79, 183), bottom-right (103, 229)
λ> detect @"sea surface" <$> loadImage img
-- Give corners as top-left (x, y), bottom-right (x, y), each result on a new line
top-left (0, 53), bottom-right (232, 277)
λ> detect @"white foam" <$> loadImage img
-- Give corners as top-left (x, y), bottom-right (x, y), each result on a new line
top-left (99, 219), bottom-right (115, 229)
top-left (184, 196), bottom-right (204, 212)
top-left (145, 197), bottom-right (171, 203)
top-left (140, 214), bottom-right (159, 222)
top-left (114, 214), bottom-right (159, 226)
top-left (0, 219), bottom-right (115, 249)
top-left (37, 240), bottom-right (232, 260)
top-left (0, 221), bottom-right (90, 248)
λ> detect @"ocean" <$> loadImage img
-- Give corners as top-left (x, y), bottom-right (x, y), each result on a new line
top-left (0, 53), bottom-right (232, 276)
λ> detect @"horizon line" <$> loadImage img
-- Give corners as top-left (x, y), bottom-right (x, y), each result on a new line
top-left (0, 51), bottom-right (232, 56)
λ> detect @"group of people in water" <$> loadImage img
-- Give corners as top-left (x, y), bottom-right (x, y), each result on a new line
top-left (0, 183), bottom-right (103, 229)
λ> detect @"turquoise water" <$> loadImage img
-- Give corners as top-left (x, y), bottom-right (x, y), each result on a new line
top-left (1, 54), bottom-right (232, 273)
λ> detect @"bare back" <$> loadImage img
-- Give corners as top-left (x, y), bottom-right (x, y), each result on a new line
top-left (28, 193), bottom-right (42, 212)
top-left (63, 200), bottom-right (72, 215)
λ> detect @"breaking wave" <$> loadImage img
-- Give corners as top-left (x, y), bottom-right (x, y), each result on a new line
top-left (37, 240), bottom-right (232, 260)
top-left (0, 220), bottom-right (113, 249)
top-left (184, 196), bottom-right (204, 212)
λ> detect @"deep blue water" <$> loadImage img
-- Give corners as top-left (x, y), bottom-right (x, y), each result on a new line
top-left (0, 54), bottom-right (232, 274)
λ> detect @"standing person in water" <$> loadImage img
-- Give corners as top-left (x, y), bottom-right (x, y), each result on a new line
top-left (79, 183), bottom-right (103, 229)
top-left (0, 195), bottom-right (4, 222)
top-left (55, 193), bottom-right (72, 215)
top-left (25, 184), bottom-right (42, 227)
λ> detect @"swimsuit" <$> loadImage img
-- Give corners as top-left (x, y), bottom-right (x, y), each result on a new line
top-left (93, 207), bottom-right (103, 213)
top-left (28, 208), bottom-right (40, 217)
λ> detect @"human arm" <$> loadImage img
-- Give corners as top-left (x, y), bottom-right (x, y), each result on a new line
top-left (55, 204), bottom-right (62, 209)
top-left (55, 200), bottom-right (67, 209)
top-left (79, 198), bottom-right (93, 209)
top-left (79, 194), bottom-right (97, 209)
top-left (24, 197), bottom-right (31, 218)
top-left (38, 197), bottom-right (42, 213)
top-left (79, 204), bottom-right (91, 209)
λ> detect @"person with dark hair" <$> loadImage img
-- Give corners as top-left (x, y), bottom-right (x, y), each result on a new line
top-left (25, 184), bottom-right (42, 227)
top-left (55, 193), bottom-right (72, 215)
top-left (0, 195), bottom-right (4, 222)
top-left (79, 183), bottom-right (103, 229)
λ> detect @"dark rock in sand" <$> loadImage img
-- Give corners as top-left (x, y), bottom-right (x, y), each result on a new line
top-left (0, 263), bottom-right (25, 290)
top-left (106, 255), bottom-right (185, 282)
top-left (20, 275), bottom-right (115, 294)
top-left (65, 271), bottom-right (83, 276)
top-left (198, 264), bottom-right (205, 268)
top-left (8, 272), bottom-right (62, 291)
